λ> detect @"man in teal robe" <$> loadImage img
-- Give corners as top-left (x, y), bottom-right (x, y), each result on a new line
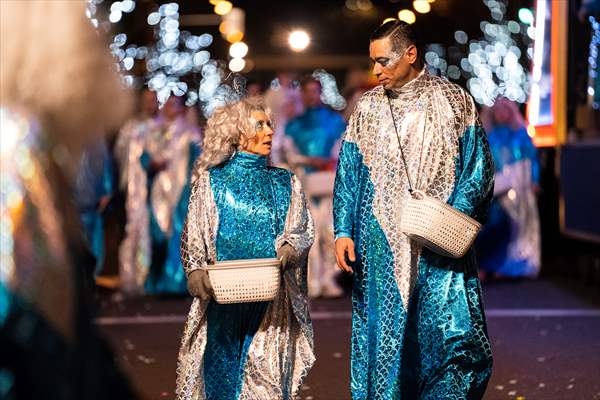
top-left (334, 21), bottom-right (494, 399)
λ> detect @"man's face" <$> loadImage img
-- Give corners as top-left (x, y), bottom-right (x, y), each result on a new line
top-left (369, 37), bottom-right (418, 90)
top-left (141, 90), bottom-right (158, 116)
top-left (242, 110), bottom-right (274, 157)
top-left (301, 81), bottom-right (322, 108)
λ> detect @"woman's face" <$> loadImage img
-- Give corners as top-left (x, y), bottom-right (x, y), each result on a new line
top-left (241, 110), bottom-right (274, 156)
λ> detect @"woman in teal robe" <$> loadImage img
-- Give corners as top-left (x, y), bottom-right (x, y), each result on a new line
top-left (176, 97), bottom-right (315, 400)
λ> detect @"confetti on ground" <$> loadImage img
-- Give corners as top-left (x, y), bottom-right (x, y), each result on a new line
top-left (509, 379), bottom-right (518, 384)
top-left (495, 385), bottom-right (505, 391)
top-left (537, 356), bottom-right (546, 362)
top-left (160, 392), bottom-right (169, 397)
top-left (516, 396), bottom-right (526, 400)
top-left (137, 355), bottom-right (156, 364)
top-left (332, 352), bottom-right (343, 358)
top-left (301, 385), bottom-right (310, 391)
top-left (124, 339), bottom-right (135, 350)
top-left (538, 383), bottom-right (546, 388)
top-left (567, 384), bottom-right (575, 390)
top-left (508, 390), bottom-right (517, 396)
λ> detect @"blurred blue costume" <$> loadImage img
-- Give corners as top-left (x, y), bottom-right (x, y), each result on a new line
top-left (177, 152), bottom-right (315, 400)
top-left (74, 140), bottom-right (114, 275)
top-left (477, 124), bottom-right (541, 277)
top-left (285, 106), bottom-right (346, 170)
top-left (334, 72), bottom-right (494, 399)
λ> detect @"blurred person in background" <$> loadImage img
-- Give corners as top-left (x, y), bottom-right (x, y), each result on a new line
top-left (285, 76), bottom-right (347, 298)
top-left (73, 138), bottom-right (115, 276)
top-left (264, 71), bottom-right (303, 165)
top-left (116, 89), bottom-right (160, 293)
top-left (141, 95), bottom-right (201, 295)
top-left (0, 1), bottom-right (135, 398)
top-left (478, 97), bottom-right (541, 279)
top-left (115, 89), bottom-right (159, 190)
top-left (176, 97), bottom-right (314, 399)
top-left (245, 78), bottom-right (264, 97)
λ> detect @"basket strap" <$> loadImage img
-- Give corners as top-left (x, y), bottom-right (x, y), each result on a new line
top-left (385, 90), bottom-right (414, 194)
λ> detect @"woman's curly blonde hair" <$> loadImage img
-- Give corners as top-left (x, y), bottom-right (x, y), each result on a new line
top-left (196, 96), bottom-right (272, 171)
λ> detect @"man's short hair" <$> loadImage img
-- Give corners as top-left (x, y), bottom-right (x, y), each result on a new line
top-left (370, 20), bottom-right (424, 69)
top-left (299, 75), bottom-right (322, 91)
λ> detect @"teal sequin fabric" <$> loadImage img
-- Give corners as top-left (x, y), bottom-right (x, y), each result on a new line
top-left (205, 152), bottom-right (291, 399)
top-left (177, 151), bottom-right (315, 400)
top-left (334, 73), bottom-right (494, 399)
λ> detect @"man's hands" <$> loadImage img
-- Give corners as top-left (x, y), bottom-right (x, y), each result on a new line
top-left (187, 269), bottom-right (213, 301)
top-left (277, 243), bottom-right (298, 271)
top-left (335, 237), bottom-right (355, 273)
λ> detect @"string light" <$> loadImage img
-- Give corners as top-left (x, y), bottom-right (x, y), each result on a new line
top-left (229, 42), bottom-right (248, 58)
top-left (214, 1), bottom-right (233, 16)
top-left (413, 0), bottom-right (431, 14)
top-left (426, 0), bottom-right (533, 106)
top-left (288, 30), bottom-right (310, 52)
top-left (398, 9), bottom-right (416, 24)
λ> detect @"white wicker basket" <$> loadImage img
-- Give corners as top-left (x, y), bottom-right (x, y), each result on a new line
top-left (202, 258), bottom-right (281, 304)
top-left (400, 190), bottom-right (482, 258)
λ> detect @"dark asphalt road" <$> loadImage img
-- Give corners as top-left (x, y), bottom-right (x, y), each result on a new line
top-left (97, 278), bottom-right (600, 400)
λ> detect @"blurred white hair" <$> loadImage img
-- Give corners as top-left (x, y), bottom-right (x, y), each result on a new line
top-left (0, 0), bottom-right (132, 156)
top-left (195, 96), bottom-right (271, 171)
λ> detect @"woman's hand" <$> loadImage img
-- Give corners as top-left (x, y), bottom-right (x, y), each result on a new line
top-left (335, 237), bottom-right (355, 273)
top-left (277, 243), bottom-right (298, 271)
top-left (187, 269), bottom-right (213, 300)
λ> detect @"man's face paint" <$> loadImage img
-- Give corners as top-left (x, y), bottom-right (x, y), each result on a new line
top-left (369, 37), bottom-right (418, 90)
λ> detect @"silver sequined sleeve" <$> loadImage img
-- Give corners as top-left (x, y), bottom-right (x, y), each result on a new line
top-left (275, 174), bottom-right (315, 258)
top-left (181, 170), bottom-right (218, 277)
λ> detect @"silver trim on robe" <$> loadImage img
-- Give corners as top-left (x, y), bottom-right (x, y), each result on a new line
top-left (344, 73), bottom-right (482, 309)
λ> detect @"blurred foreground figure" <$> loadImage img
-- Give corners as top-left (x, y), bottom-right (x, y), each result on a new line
top-left (478, 98), bottom-right (541, 278)
top-left (334, 21), bottom-right (494, 399)
top-left (176, 97), bottom-right (314, 400)
top-left (285, 76), bottom-right (346, 298)
top-left (0, 1), bottom-right (135, 398)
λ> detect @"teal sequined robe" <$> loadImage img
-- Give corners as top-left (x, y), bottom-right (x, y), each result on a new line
top-left (333, 72), bottom-right (494, 399)
top-left (176, 152), bottom-right (315, 400)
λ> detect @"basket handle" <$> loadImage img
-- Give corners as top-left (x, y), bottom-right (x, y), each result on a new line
top-left (410, 190), bottom-right (426, 200)
top-left (385, 90), bottom-right (413, 194)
